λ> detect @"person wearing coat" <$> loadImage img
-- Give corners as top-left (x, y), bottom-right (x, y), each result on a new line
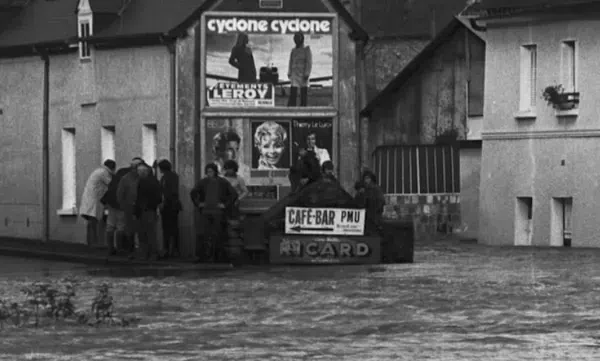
top-left (100, 166), bottom-right (130, 256)
top-left (190, 163), bottom-right (238, 263)
top-left (157, 159), bottom-right (182, 258)
top-left (117, 157), bottom-right (144, 258)
top-left (289, 148), bottom-right (321, 193)
top-left (134, 163), bottom-right (163, 261)
top-left (79, 160), bottom-right (115, 246)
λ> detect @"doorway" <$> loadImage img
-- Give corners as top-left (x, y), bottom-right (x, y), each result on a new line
top-left (515, 197), bottom-right (533, 246)
top-left (551, 197), bottom-right (573, 247)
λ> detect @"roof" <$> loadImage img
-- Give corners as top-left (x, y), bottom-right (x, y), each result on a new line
top-left (0, 0), bottom-right (367, 55)
top-left (461, 0), bottom-right (600, 18)
top-left (360, 17), bottom-right (484, 117)
top-left (360, 0), bottom-right (470, 38)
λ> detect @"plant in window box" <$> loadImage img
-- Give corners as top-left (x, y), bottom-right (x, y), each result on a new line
top-left (542, 84), bottom-right (580, 110)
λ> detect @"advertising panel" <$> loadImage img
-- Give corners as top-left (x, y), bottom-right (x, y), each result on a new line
top-left (269, 235), bottom-right (381, 264)
top-left (205, 117), bottom-right (333, 190)
top-left (204, 13), bottom-right (334, 107)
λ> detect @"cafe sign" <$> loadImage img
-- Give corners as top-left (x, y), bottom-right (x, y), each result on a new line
top-left (285, 207), bottom-right (366, 236)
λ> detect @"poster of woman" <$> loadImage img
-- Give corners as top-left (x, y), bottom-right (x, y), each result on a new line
top-left (204, 14), bottom-right (333, 107)
top-left (291, 118), bottom-right (333, 166)
top-left (251, 120), bottom-right (291, 170)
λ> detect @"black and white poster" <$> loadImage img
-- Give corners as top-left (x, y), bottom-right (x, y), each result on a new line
top-left (250, 120), bottom-right (292, 170)
top-left (291, 118), bottom-right (333, 167)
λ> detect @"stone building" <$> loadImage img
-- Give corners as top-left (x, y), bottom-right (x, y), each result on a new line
top-left (360, 17), bottom-right (486, 239)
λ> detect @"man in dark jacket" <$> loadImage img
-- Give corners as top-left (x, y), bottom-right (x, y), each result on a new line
top-left (101, 166), bottom-right (130, 255)
top-left (117, 157), bottom-right (144, 258)
top-left (190, 163), bottom-right (238, 262)
top-left (289, 148), bottom-right (321, 192)
top-left (157, 159), bottom-right (182, 258)
top-left (135, 163), bottom-right (162, 261)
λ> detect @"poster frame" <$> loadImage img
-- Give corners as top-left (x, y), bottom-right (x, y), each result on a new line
top-left (199, 11), bottom-right (339, 112)
top-left (199, 114), bottom-right (339, 192)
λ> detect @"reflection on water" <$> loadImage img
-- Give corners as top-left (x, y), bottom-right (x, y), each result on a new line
top-left (2, 243), bottom-right (600, 360)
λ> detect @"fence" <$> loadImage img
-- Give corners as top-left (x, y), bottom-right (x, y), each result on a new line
top-left (372, 145), bottom-right (460, 194)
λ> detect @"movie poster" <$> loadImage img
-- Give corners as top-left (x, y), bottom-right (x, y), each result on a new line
top-left (291, 118), bottom-right (333, 167)
top-left (250, 120), bottom-right (292, 170)
top-left (204, 14), bottom-right (334, 107)
top-left (204, 118), bottom-right (251, 181)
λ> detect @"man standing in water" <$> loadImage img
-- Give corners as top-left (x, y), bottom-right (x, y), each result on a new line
top-left (190, 163), bottom-right (238, 263)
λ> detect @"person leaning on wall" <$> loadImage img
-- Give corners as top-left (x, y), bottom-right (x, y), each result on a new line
top-left (79, 159), bottom-right (115, 247)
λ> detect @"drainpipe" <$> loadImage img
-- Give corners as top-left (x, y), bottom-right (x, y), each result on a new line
top-left (162, 36), bottom-right (177, 166)
top-left (41, 50), bottom-right (50, 243)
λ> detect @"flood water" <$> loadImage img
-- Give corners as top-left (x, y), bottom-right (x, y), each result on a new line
top-left (1, 241), bottom-right (600, 360)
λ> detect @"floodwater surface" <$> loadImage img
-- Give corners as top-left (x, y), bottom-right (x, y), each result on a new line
top-left (1, 241), bottom-right (600, 360)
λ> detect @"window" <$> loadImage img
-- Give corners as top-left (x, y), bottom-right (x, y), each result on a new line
top-left (372, 145), bottom-right (460, 194)
top-left (561, 41), bottom-right (576, 93)
top-left (101, 126), bottom-right (115, 163)
top-left (519, 45), bottom-right (537, 111)
top-left (142, 124), bottom-right (157, 165)
top-left (78, 20), bottom-right (91, 59)
top-left (61, 128), bottom-right (76, 211)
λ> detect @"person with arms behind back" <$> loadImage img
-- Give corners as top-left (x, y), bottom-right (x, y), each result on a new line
top-left (190, 163), bottom-right (238, 263)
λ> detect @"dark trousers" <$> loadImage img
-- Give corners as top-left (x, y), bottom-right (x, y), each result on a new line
top-left (197, 212), bottom-right (225, 259)
top-left (84, 216), bottom-right (99, 246)
top-left (161, 210), bottom-right (180, 255)
top-left (137, 210), bottom-right (158, 258)
top-left (288, 86), bottom-right (308, 106)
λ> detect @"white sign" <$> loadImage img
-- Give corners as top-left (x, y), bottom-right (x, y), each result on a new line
top-left (285, 207), bottom-right (366, 236)
top-left (207, 83), bottom-right (274, 108)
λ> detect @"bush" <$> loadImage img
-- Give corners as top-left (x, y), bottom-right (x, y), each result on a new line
top-left (0, 279), bottom-right (139, 330)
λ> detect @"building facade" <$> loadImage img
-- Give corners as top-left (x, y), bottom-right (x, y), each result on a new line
top-left (360, 18), bottom-right (486, 238)
top-left (464, 1), bottom-right (600, 247)
top-left (0, 0), bottom-right (367, 256)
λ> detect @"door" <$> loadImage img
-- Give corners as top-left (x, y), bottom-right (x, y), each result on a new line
top-left (515, 197), bottom-right (533, 246)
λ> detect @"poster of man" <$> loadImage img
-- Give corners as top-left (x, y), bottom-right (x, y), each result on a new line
top-left (205, 118), bottom-right (251, 180)
top-left (291, 118), bottom-right (333, 166)
top-left (204, 14), bottom-right (334, 107)
top-left (251, 120), bottom-right (291, 170)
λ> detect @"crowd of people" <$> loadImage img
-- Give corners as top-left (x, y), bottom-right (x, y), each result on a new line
top-left (78, 148), bottom-right (385, 262)
top-left (79, 158), bottom-right (182, 261)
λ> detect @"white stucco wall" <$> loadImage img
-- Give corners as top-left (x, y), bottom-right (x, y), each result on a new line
top-left (480, 16), bottom-right (600, 247)
top-left (0, 57), bottom-right (44, 239)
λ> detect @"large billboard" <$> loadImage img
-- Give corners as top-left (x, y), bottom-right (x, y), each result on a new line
top-left (204, 13), bottom-right (334, 107)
